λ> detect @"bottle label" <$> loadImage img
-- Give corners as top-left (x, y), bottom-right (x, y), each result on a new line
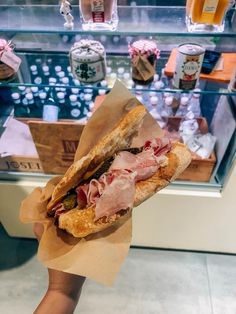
top-left (202, 0), bottom-right (219, 14)
top-left (183, 61), bottom-right (199, 76)
top-left (72, 59), bottom-right (106, 83)
top-left (91, 0), bottom-right (105, 23)
top-left (43, 105), bottom-right (59, 122)
top-left (0, 50), bottom-right (21, 72)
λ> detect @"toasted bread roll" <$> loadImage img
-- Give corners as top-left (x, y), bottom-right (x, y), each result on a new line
top-left (47, 105), bottom-right (147, 212)
top-left (58, 143), bottom-right (191, 238)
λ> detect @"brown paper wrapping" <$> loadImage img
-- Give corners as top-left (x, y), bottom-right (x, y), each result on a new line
top-left (19, 80), bottom-right (162, 285)
top-left (132, 54), bottom-right (156, 82)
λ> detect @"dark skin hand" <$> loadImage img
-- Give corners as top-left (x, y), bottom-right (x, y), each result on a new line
top-left (33, 223), bottom-right (85, 314)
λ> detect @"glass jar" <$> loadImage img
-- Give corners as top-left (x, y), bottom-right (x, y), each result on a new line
top-left (0, 39), bottom-right (16, 81)
top-left (79, 0), bottom-right (118, 31)
top-left (129, 40), bottom-right (160, 85)
top-left (186, 0), bottom-right (230, 32)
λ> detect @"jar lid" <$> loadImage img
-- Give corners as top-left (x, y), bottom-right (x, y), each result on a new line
top-left (70, 40), bottom-right (105, 62)
top-left (129, 40), bottom-right (160, 58)
top-left (0, 39), bottom-right (12, 52)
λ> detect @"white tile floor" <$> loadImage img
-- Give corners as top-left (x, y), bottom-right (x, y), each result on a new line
top-left (1, 224), bottom-right (236, 314)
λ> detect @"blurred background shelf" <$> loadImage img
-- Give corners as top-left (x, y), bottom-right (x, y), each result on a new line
top-left (0, 5), bottom-right (236, 37)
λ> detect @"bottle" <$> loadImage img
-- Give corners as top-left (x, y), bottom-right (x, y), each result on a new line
top-left (117, 67), bottom-right (125, 79)
top-left (69, 94), bottom-right (78, 107)
top-left (153, 73), bottom-right (159, 83)
top-left (39, 92), bottom-right (47, 104)
top-left (149, 108), bottom-right (167, 128)
top-left (127, 79), bottom-right (134, 89)
top-left (43, 98), bottom-right (59, 122)
top-left (31, 86), bottom-right (39, 97)
top-left (107, 72), bottom-right (117, 88)
top-left (100, 80), bottom-right (108, 88)
top-left (61, 77), bottom-right (70, 94)
top-left (161, 96), bottom-right (174, 117)
top-left (79, 0), bottom-right (118, 31)
top-left (49, 77), bottom-right (57, 85)
top-left (84, 93), bottom-right (93, 110)
top-left (18, 85), bottom-right (26, 96)
top-left (42, 65), bottom-right (50, 77)
top-left (175, 96), bottom-right (189, 117)
top-left (57, 71), bottom-right (65, 82)
top-left (160, 68), bottom-right (169, 88)
top-left (154, 80), bottom-right (165, 90)
top-left (34, 76), bottom-right (42, 85)
top-left (12, 92), bottom-right (29, 117)
top-left (35, 58), bottom-right (42, 64)
top-left (71, 87), bottom-right (80, 95)
top-left (123, 72), bottom-right (131, 83)
top-left (30, 65), bottom-right (38, 76)
top-left (67, 66), bottom-right (72, 76)
top-left (25, 93), bottom-right (34, 105)
top-left (86, 111), bottom-right (93, 120)
top-left (22, 94), bottom-right (31, 116)
top-left (179, 111), bottom-right (199, 143)
top-left (150, 96), bottom-right (158, 109)
top-left (73, 79), bottom-right (80, 86)
top-left (70, 108), bottom-right (81, 119)
top-left (149, 91), bottom-right (157, 98)
top-left (188, 89), bottom-right (202, 117)
top-left (98, 89), bottom-right (106, 96)
top-left (55, 65), bottom-right (62, 74)
top-left (186, 0), bottom-right (229, 32)
top-left (11, 92), bottom-right (21, 105)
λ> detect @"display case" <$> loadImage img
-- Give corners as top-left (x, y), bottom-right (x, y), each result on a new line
top-left (0, 1), bottom-right (235, 252)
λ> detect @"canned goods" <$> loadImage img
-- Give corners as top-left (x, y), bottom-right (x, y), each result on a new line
top-left (69, 39), bottom-right (106, 83)
top-left (173, 43), bottom-right (205, 90)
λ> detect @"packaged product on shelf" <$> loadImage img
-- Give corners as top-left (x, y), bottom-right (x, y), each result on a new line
top-left (128, 40), bottom-right (160, 85)
top-left (179, 111), bottom-right (199, 143)
top-left (42, 98), bottom-right (59, 122)
top-left (69, 39), bottom-right (106, 83)
top-left (79, 0), bottom-right (118, 31)
top-left (0, 39), bottom-right (21, 81)
top-left (186, 0), bottom-right (230, 32)
top-left (173, 43), bottom-right (205, 90)
top-left (60, 0), bottom-right (74, 29)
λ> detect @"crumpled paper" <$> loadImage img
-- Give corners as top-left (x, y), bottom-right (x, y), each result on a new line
top-left (19, 80), bottom-right (162, 285)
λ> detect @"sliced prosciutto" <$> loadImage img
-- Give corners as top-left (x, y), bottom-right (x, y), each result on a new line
top-left (75, 137), bottom-right (171, 220)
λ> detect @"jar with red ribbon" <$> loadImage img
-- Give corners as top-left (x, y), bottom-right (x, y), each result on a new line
top-left (129, 40), bottom-right (160, 85)
top-left (0, 39), bottom-right (18, 81)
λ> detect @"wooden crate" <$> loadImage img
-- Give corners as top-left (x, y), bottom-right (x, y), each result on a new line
top-left (0, 155), bottom-right (43, 172)
top-left (167, 117), bottom-right (216, 182)
top-left (28, 121), bottom-right (84, 174)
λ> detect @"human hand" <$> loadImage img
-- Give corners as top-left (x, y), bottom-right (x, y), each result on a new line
top-left (33, 223), bottom-right (85, 314)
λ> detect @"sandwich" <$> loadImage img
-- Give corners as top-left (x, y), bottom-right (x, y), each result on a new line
top-left (47, 106), bottom-right (191, 238)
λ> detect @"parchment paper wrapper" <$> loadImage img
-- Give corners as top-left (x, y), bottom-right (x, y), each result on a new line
top-left (132, 54), bottom-right (156, 82)
top-left (19, 80), bottom-right (163, 285)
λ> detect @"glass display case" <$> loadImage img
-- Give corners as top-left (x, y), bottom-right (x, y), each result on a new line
top-left (0, 1), bottom-right (235, 251)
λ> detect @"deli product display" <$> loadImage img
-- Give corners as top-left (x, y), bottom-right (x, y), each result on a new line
top-left (0, 1), bottom-right (235, 187)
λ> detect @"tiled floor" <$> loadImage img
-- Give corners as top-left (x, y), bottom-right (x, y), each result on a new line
top-left (1, 224), bottom-right (236, 314)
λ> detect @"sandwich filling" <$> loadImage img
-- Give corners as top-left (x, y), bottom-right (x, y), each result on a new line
top-left (49, 137), bottom-right (171, 221)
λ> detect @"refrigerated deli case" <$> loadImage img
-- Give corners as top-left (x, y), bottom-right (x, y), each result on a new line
top-left (0, 1), bottom-right (235, 253)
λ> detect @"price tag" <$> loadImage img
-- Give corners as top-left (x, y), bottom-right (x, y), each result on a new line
top-left (0, 50), bottom-right (21, 72)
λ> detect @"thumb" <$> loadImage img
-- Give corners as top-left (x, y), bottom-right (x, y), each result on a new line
top-left (33, 223), bottom-right (44, 242)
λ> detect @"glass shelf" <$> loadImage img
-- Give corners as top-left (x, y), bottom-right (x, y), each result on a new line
top-left (0, 5), bottom-right (236, 37)
top-left (0, 52), bottom-right (236, 96)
